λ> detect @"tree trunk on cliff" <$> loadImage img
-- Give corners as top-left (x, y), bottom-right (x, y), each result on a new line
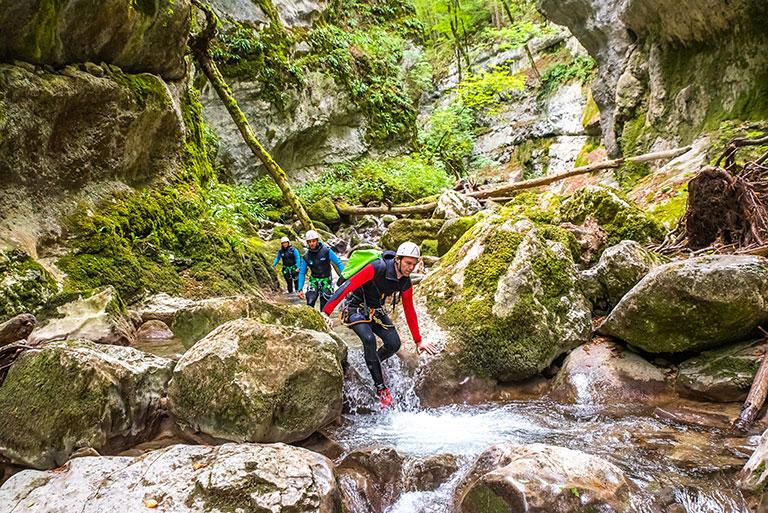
top-left (188, 0), bottom-right (313, 232)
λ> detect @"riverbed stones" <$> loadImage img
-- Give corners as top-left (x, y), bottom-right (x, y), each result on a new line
top-left (550, 337), bottom-right (670, 405)
top-left (0, 340), bottom-right (173, 469)
top-left (456, 443), bottom-right (630, 513)
top-left (167, 319), bottom-right (344, 443)
top-left (600, 255), bottom-right (768, 353)
top-left (422, 213), bottom-right (592, 382)
top-left (0, 0), bottom-right (191, 80)
top-left (580, 240), bottom-right (664, 313)
top-left (0, 443), bottom-right (341, 513)
top-left (337, 447), bottom-right (404, 513)
top-left (433, 190), bottom-right (482, 220)
top-left (381, 218), bottom-right (446, 251)
top-left (676, 338), bottom-right (767, 402)
top-left (403, 453), bottom-right (459, 492)
top-left (29, 286), bottom-right (135, 346)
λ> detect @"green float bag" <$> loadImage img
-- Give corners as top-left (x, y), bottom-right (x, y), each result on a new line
top-left (341, 249), bottom-right (382, 280)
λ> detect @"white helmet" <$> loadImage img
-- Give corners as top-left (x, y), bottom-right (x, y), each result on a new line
top-left (396, 241), bottom-right (421, 258)
top-left (304, 229), bottom-right (320, 241)
top-left (280, 236), bottom-right (290, 243)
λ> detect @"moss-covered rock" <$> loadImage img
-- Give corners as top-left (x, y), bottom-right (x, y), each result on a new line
top-left (420, 239), bottom-right (438, 257)
top-left (0, 340), bottom-right (173, 469)
top-left (138, 294), bottom-right (326, 348)
top-left (432, 190), bottom-right (482, 220)
top-left (0, 249), bottom-right (58, 322)
top-left (307, 197), bottom-right (341, 226)
top-left (0, 0), bottom-right (191, 80)
top-left (676, 338), bottom-right (767, 402)
top-left (600, 255), bottom-right (768, 353)
top-left (381, 218), bottom-right (445, 251)
top-left (422, 212), bottom-right (592, 382)
top-left (559, 185), bottom-right (665, 245)
top-left (436, 215), bottom-right (481, 256)
top-left (168, 319), bottom-right (344, 443)
top-left (580, 240), bottom-right (666, 313)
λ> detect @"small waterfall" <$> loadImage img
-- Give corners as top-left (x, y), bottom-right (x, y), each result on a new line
top-left (343, 343), bottom-right (420, 413)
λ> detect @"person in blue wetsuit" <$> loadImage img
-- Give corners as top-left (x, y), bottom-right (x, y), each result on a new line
top-left (297, 230), bottom-right (344, 311)
top-left (272, 236), bottom-right (301, 293)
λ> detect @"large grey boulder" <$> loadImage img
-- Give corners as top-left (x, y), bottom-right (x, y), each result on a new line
top-left (0, 63), bottom-right (184, 246)
top-left (600, 255), bottom-right (768, 353)
top-left (0, 443), bottom-right (341, 513)
top-left (433, 190), bottom-right (482, 220)
top-left (580, 240), bottom-right (664, 313)
top-left (29, 286), bottom-right (135, 346)
top-left (0, 0), bottom-right (191, 80)
top-left (455, 443), bottom-right (630, 513)
top-left (421, 212), bottom-right (592, 383)
top-left (168, 319), bottom-right (344, 443)
top-left (0, 341), bottom-right (173, 469)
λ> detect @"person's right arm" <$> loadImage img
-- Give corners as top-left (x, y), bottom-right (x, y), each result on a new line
top-left (272, 250), bottom-right (281, 267)
top-left (297, 256), bottom-right (308, 291)
top-left (322, 264), bottom-right (375, 315)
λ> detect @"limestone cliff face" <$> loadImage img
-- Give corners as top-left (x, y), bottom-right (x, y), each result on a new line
top-left (0, 0), bottom-right (193, 251)
top-left (538, 0), bottom-right (768, 156)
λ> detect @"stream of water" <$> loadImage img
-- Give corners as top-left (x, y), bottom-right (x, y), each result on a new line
top-left (333, 343), bottom-right (756, 513)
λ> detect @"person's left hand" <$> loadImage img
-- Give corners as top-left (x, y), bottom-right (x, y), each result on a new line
top-left (415, 340), bottom-right (437, 355)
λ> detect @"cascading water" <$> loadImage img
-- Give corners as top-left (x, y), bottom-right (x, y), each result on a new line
top-left (331, 337), bottom-right (755, 513)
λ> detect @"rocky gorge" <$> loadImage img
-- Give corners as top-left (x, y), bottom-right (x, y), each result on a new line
top-left (2, 0), bottom-right (768, 512)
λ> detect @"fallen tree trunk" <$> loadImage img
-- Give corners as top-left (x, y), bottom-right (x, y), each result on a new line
top-left (189, 0), bottom-right (314, 232)
top-left (737, 337), bottom-right (768, 430)
top-left (336, 146), bottom-right (692, 215)
top-left (467, 145), bottom-right (692, 199)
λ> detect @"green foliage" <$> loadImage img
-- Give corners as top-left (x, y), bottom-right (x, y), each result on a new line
top-left (420, 103), bottom-right (478, 176)
top-left (480, 20), bottom-right (554, 51)
top-left (539, 55), bottom-right (596, 96)
top-left (213, 24), bottom-right (304, 109)
top-left (302, 26), bottom-right (416, 143)
top-left (458, 66), bottom-right (526, 113)
top-left (297, 154), bottom-right (452, 205)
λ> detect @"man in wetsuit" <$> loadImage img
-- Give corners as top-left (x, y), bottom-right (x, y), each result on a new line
top-left (272, 236), bottom-right (301, 293)
top-left (322, 241), bottom-right (437, 408)
top-left (297, 230), bottom-right (344, 311)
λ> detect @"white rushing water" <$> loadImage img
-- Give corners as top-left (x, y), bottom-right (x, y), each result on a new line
top-left (333, 346), bottom-right (753, 513)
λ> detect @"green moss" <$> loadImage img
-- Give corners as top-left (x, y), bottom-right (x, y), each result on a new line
top-left (110, 69), bottom-right (172, 109)
top-left (461, 484), bottom-right (511, 513)
top-left (181, 87), bottom-right (215, 183)
top-left (538, 224), bottom-right (581, 262)
top-left (463, 230), bottom-right (523, 294)
top-left (0, 343), bottom-right (110, 467)
top-left (306, 197), bottom-right (341, 225)
top-left (574, 137), bottom-right (602, 168)
top-left (559, 187), bottom-right (665, 245)
top-left (0, 249), bottom-right (59, 321)
top-left (420, 239), bottom-right (438, 257)
top-left (508, 138), bottom-right (555, 180)
top-left (649, 184), bottom-right (688, 229)
top-left (18, 0), bottom-right (64, 63)
top-left (130, 0), bottom-right (158, 17)
top-left (436, 215), bottom-right (480, 256)
top-left (581, 89), bottom-right (600, 130)
top-left (502, 191), bottom-right (560, 224)
top-left (381, 218), bottom-right (445, 250)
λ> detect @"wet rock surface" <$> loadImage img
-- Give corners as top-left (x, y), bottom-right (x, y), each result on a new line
top-left (0, 443), bottom-right (341, 513)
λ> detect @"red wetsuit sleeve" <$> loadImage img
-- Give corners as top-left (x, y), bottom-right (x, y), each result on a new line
top-left (401, 286), bottom-right (421, 343)
top-left (322, 263), bottom-right (375, 315)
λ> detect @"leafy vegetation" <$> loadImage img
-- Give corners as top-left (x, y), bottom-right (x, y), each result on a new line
top-left (539, 55), bottom-right (597, 96)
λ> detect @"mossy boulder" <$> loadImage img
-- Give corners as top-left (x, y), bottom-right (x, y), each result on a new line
top-left (0, 443), bottom-right (341, 512)
top-left (0, 0), bottom-right (191, 80)
top-left (138, 294), bottom-right (326, 348)
top-left (29, 286), bottom-right (135, 346)
top-left (600, 255), bottom-right (768, 353)
top-left (168, 319), bottom-right (345, 443)
top-left (455, 443), bottom-right (630, 513)
top-left (580, 240), bottom-right (666, 313)
top-left (420, 239), bottom-right (438, 257)
top-left (0, 340), bottom-right (173, 469)
top-left (422, 212), bottom-right (592, 382)
top-left (381, 218), bottom-right (446, 251)
top-left (676, 339), bottom-right (767, 402)
top-left (559, 185), bottom-right (665, 245)
top-left (432, 190), bottom-right (482, 220)
top-left (0, 249), bottom-right (58, 322)
top-left (307, 197), bottom-right (341, 226)
top-left (436, 215), bottom-right (481, 256)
